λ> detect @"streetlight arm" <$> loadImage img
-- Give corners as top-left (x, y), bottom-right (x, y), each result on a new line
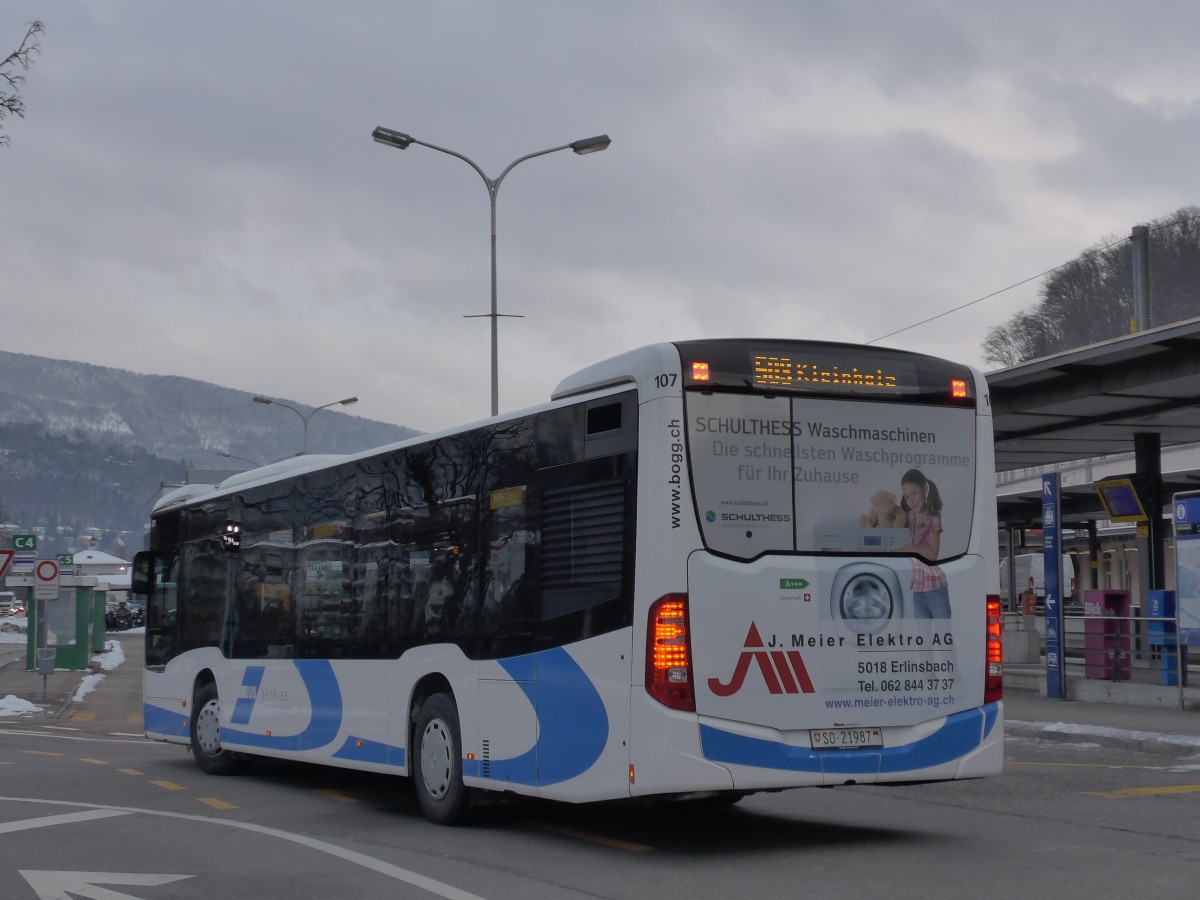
top-left (405, 137), bottom-right (495, 191)
top-left (310, 396), bottom-right (358, 417)
top-left (493, 143), bottom-right (573, 192)
top-left (252, 395), bottom-right (357, 455)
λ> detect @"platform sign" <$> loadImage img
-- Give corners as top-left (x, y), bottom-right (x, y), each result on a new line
top-left (1043, 473), bottom-right (1065, 699)
top-left (11, 553), bottom-right (36, 574)
top-left (33, 558), bottom-right (60, 600)
top-left (1172, 493), bottom-right (1200, 647)
top-left (12, 533), bottom-right (36, 552)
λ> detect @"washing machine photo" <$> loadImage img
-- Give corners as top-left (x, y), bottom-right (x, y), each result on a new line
top-left (829, 562), bottom-right (905, 636)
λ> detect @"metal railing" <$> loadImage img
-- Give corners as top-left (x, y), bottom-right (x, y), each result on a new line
top-left (1005, 609), bottom-right (1194, 707)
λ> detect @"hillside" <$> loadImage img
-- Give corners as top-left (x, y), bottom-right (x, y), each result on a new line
top-left (0, 350), bottom-right (418, 557)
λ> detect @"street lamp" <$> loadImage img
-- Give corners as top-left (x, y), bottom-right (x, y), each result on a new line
top-left (252, 395), bottom-right (358, 455)
top-left (371, 126), bottom-right (611, 416)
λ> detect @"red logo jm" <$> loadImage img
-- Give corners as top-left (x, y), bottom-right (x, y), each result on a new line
top-left (708, 623), bottom-right (816, 696)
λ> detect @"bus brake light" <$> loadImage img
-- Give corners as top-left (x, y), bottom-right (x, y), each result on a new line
top-left (985, 596), bottom-right (1003, 704)
top-left (951, 379), bottom-right (969, 398)
top-left (691, 362), bottom-right (710, 382)
top-left (646, 594), bottom-right (695, 711)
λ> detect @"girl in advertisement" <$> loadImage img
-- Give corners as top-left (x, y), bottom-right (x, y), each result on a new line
top-left (898, 468), bottom-right (950, 620)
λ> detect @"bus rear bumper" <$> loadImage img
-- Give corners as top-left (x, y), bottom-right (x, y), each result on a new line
top-left (696, 701), bottom-right (1004, 789)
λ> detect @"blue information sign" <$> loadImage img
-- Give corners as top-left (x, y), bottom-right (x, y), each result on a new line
top-left (1043, 473), bottom-right (1065, 698)
top-left (1172, 493), bottom-right (1200, 647)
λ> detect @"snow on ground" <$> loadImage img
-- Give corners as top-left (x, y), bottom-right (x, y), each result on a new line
top-left (71, 640), bottom-right (126, 701)
top-left (1009, 719), bottom-right (1200, 754)
top-left (0, 694), bottom-right (44, 717)
top-left (0, 616), bottom-right (29, 641)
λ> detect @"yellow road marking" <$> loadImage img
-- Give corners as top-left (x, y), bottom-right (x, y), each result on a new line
top-left (23, 750), bottom-right (64, 757)
top-left (69, 711), bottom-right (97, 722)
top-left (313, 789), bottom-right (357, 804)
top-left (118, 768), bottom-right (144, 776)
top-left (525, 821), bottom-right (654, 853)
top-left (79, 758), bottom-right (108, 765)
top-left (199, 797), bottom-right (238, 810)
top-left (1087, 784), bottom-right (1200, 798)
top-left (151, 780), bottom-right (186, 792)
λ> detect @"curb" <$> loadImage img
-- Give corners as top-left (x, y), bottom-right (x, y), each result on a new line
top-left (1006, 720), bottom-right (1200, 758)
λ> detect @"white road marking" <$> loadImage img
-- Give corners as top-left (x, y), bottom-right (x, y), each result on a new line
top-left (0, 808), bottom-right (130, 834)
top-left (20, 869), bottom-right (191, 900)
top-left (1, 796), bottom-right (487, 900)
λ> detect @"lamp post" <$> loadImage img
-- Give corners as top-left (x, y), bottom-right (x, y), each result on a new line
top-left (252, 395), bottom-right (358, 455)
top-left (371, 126), bottom-right (611, 417)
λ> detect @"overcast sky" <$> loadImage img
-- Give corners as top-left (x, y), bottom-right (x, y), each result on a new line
top-left (2, 2), bottom-right (1198, 441)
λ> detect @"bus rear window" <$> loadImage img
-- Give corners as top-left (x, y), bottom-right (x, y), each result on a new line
top-left (686, 392), bottom-right (977, 560)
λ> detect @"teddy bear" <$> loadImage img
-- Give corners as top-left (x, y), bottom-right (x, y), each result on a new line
top-left (859, 489), bottom-right (908, 528)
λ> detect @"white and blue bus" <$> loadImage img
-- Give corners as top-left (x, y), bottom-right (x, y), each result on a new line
top-left (133, 339), bottom-right (1004, 825)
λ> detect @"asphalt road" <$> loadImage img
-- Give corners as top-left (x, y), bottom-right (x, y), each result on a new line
top-left (2, 642), bottom-right (1199, 899)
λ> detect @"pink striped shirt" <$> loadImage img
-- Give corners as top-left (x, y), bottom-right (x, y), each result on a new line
top-left (908, 510), bottom-right (947, 591)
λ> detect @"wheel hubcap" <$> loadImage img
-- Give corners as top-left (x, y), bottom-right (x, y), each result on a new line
top-left (420, 719), bottom-right (453, 799)
top-left (196, 700), bottom-right (223, 755)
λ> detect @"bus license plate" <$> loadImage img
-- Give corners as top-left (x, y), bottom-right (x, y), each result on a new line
top-left (810, 727), bottom-right (883, 750)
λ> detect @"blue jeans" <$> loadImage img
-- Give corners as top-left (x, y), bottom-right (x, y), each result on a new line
top-left (913, 585), bottom-right (951, 619)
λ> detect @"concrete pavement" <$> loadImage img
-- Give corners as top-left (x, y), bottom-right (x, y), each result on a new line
top-left (0, 630), bottom-right (145, 730)
top-left (2, 630), bottom-right (1199, 760)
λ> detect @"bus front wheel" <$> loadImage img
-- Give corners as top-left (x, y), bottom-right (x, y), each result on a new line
top-left (191, 681), bottom-right (241, 775)
top-left (413, 692), bottom-right (474, 825)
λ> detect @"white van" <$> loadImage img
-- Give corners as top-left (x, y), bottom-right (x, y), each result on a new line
top-left (999, 553), bottom-right (1076, 607)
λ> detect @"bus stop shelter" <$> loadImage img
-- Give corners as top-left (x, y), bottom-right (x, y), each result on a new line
top-left (989, 315), bottom-right (1200, 595)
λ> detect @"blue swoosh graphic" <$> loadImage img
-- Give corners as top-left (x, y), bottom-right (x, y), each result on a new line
top-left (700, 703), bottom-right (999, 775)
top-left (477, 647), bottom-right (609, 787)
top-left (222, 659), bottom-right (344, 752)
top-left (144, 703), bottom-right (189, 739)
top-left (333, 735), bottom-right (404, 767)
top-left (231, 666), bottom-right (265, 725)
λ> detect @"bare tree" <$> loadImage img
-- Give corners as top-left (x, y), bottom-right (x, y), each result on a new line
top-left (1, 20), bottom-right (45, 148)
top-left (981, 206), bottom-right (1200, 368)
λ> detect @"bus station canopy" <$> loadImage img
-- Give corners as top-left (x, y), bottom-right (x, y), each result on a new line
top-left (987, 316), bottom-right (1200, 527)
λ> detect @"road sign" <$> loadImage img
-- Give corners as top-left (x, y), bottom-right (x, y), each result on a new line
top-left (12, 533), bottom-right (37, 552)
top-left (0, 548), bottom-right (13, 580)
top-left (34, 558), bottom-right (60, 600)
top-left (12, 553), bottom-right (36, 574)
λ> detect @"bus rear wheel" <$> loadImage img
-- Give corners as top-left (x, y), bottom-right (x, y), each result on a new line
top-left (190, 681), bottom-right (241, 775)
top-left (413, 692), bottom-right (474, 825)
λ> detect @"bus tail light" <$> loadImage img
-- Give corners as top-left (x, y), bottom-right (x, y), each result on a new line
top-left (646, 594), bottom-right (695, 711)
top-left (985, 595), bottom-right (1003, 704)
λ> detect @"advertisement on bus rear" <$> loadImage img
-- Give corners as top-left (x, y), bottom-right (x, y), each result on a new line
top-left (686, 392), bottom-right (983, 726)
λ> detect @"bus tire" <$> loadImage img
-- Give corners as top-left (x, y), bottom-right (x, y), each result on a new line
top-left (413, 692), bottom-right (474, 825)
top-left (190, 681), bottom-right (241, 775)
